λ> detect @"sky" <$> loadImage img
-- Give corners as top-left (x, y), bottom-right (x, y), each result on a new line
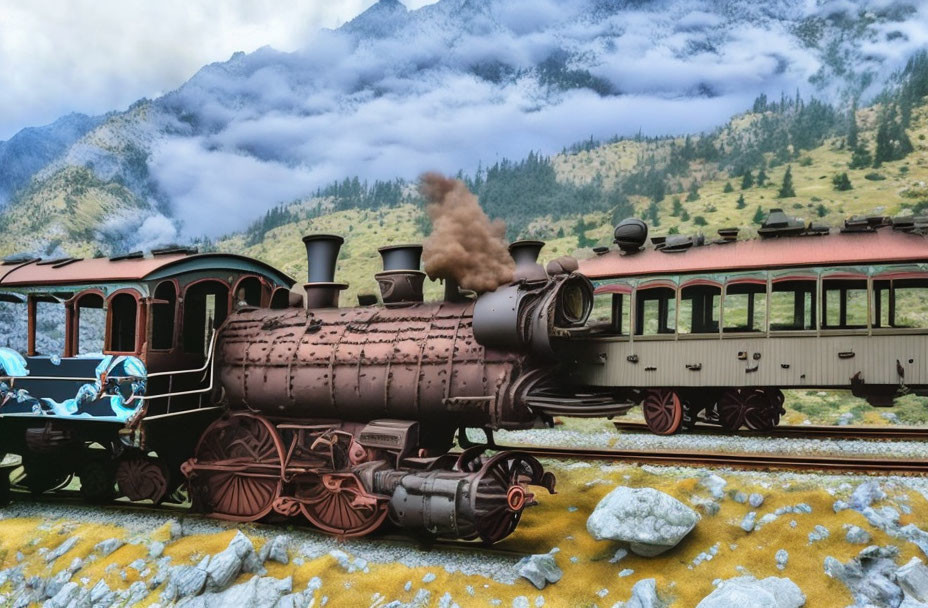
top-left (0, 0), bottom-right (436, 140)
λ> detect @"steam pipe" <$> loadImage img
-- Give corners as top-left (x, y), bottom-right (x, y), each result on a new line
top-left (509, 240), bottom-right (547, 283)
top-left (302, 233), bottom-right (348, 308)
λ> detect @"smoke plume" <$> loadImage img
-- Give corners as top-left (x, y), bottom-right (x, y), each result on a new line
top-left (420, 173), bottom-right (515, 293)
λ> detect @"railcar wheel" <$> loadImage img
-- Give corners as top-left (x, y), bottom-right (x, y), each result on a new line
top-left (718, 388), bottom-right (769, 431)
top-left (744, 389), bottom-right (785, 431)
top-left (20, 459), bottom-right (71, 495)
top-left (188, 413), bottom-right (284, 522)
top-left (295, 473), bottom-right (387, 537)
top-left (642, 389), bottom-right (683, 435)
top-left (116, 456), bottom-right (169, 503)
top-left (79, 458), bottom-right (116, 504)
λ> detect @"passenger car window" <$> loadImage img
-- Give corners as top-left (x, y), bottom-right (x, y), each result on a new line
top-left (635, 287), bottom-right (676, 335)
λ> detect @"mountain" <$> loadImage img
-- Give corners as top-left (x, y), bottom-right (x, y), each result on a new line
top-left (1, 0), bottom-right (927, 256)
top-left (0, 112), bottom-right (102, 205)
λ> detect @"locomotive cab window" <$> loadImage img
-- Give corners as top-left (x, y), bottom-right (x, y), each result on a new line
top-left (873, 278), bottom-right (928, 329)
top-left (822, 279), bottom-right (868, 330)
top-left (107, 293), bottom-right (138, 353)
top-left (723, 283), bottom-right (766, 332)
top-left (769, 279), bottom-right (816, 331)
top-left (590, 290), bottom-right (629, 334)
top-left (678, 284), bottom-right (720, 334)
top-left (234, 276), bottom-right (262, 308)
top-left (635, 286), bottom-right (676, 335)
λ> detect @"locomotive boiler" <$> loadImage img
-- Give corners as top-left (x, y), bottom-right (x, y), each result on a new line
top-left (181, 234), bottom-right (597, 542)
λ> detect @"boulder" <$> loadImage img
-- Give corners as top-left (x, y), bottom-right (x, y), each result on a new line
top-left (824, 545), bottom-right (903, 608)
top-left (695, 576), bottom-right (805, 608)
top-left (587, 486), bottom-right (699, 557)
top-left (516, 549), bottom-right (562, 590)
top-left (845, 525), bottom-right (871, 545)
top-left (204, 531), bottom-right (264, 592)
top-left (699, 474), bottom-right (727, 500)
top-left (897, 557), bottom-right (928, 602)
top-left (740, 512), bottom-right (756, 532)
top-left (258, 535), bottom-right (290, 565)
top-left (749, 493), bottom-right (765, 508)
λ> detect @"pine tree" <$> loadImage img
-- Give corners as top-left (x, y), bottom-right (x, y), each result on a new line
top-left (741, 170), bottom-right (754, 190)
top-left (647, 200), bottom-right (661, 227)
top-left (777, 165), bottom-right (796, 198)
top-left (756, 169), bottom-right (768, 187)
top-left (849, 142), bottom-right (872, 169)
top-left (671, 196), bottom-right (683, 217)
top-left (737, 193), bottom-right (746, 209)
top-left (832, 172), bottom-right (853, 191)
top-left (817, 203), bottom-right (828, 217)
top-left (753, 206), bottom-right (766, 224)
top-left (847, 101), bottom-right (859, 150)
top-left (723, 181), bottom-right (734, 193)
top-left (686, 181), bottom-right (700, 202)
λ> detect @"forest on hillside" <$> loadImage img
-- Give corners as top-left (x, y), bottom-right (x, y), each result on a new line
top-left (239, 52), bottom-right (928, 245)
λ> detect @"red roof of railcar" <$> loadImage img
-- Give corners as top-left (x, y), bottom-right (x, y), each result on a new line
top-left (579, 229), bottom-right (928, 279)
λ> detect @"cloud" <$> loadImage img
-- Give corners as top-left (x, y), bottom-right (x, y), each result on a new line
top-left (0, 0), bottom-right (439, 140)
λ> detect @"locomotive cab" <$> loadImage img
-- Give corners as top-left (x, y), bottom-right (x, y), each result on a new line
top-left (0, 248), bottom-right (294, 503)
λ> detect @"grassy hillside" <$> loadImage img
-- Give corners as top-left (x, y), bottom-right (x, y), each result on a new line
top-left (218, 93), bottom-right (928, 308)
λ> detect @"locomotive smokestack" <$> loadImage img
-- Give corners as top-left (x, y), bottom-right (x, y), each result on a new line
top-left (376, 244), bottom-right (425, 306)
top-left (509, 240), bottom-right (547, 283)
top-left (302, 234), bottom-right (348, 308)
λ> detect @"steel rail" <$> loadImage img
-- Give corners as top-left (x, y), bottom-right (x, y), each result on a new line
top-left (612, 421), bottom-right (928, 441)
top-left (484, 444), bottom-right (928, 474)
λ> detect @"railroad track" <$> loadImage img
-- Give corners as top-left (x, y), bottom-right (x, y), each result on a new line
top-left (613, 421), bottom-right (928, 441)
top-left (489, 444), bottom-right (928, 474)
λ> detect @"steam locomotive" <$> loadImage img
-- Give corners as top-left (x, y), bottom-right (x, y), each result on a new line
top-left (0, 234), bottom-right (608, 543)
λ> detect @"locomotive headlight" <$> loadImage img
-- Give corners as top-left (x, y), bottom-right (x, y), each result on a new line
top-left (555, 275), bottom-right (593, 327)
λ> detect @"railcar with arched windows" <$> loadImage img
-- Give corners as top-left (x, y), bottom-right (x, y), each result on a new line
top-left (558, 212), bottom-right (928, 435)
top-left (0, 247), bottom-right (295, 503)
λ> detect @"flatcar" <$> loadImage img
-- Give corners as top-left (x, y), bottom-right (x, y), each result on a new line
top-left (557, 210), bottom-right (928, 435)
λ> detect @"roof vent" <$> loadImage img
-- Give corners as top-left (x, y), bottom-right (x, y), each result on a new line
top-left (614, 218), bottom-right (648, 253)
top-left (36, 257), bottom-right (76, 266)
top-left (593, 246), bottom-right (610, 255)
top-left (109, 251), bottom-right (145, 261)
top-left (717, 227), bottom-right (739, 243)
top-left (151, 245), bottom-right (198, 256)
top-left (658, 233), bottom-right (705, 253)
top-left (841, 215), bottom-right (890, 234)
top-left (1, 254), bottom-right (38, 266)
top-left (758, 209), bottom-right (805, 238)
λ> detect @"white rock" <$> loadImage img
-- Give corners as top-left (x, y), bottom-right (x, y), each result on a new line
top-left (776, 549), bottom-right (789, 570)
top-left (808, 525), bottom-right (829, 544)
top-left (516, 550), bottom-right (562, 590)
top-left (700, 474), bottom-right (727, 500)
top-left (45, 537), bottom-right (79, 563)
top-left (740, 512), bottom-right (756, 532)
top-left (259, 535), bottom-right (290, 565)
top-left (624, 578), bottom-right (663, 608)
top-left (587, 486), bottom-right (699, 557)
top-left (897, 557), bottom-right (928, 602)
top-left (609, 548), bottom-right (628, 564)
top-left (93, 538), bottom-right (123, 557)
top-left (205, 531), bottom-right (264, 592)
top-left (749, 493), bottom-right (765, 508)
top-left (845, 525), bottom-right (871, 544)
top-left (695, 576), bottom-right (805, 608)
top-left (850, 481), bottom-right (886, 510)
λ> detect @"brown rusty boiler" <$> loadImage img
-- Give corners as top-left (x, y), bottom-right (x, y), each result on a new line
top-left (182, 235), bottom-right (596, 542)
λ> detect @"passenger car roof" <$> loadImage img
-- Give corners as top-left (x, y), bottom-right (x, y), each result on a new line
top-left (0, 252), bottom-right (294, 288)
top-left (579, 229), bottom-right (928, 279)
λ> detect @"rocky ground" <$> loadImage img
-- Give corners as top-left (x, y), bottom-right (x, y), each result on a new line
top-left (3, 456), bottom-right (928, 607)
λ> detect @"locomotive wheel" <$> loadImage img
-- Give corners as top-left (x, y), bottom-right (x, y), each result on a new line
top-left (79, 458), bottom-right (116, 504)
top-left (295, 473), bottom-right (387, 537)
top-left (471, 452), bottom-right (550, 544)
top-left (190, 413), bottom-right (284, 522)
top-left (116, 456), bottom-right (169, 503)
top-left (642, 389), bottom-right (683, 435)
top-left (744, 388), bottom-right (785, 431)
